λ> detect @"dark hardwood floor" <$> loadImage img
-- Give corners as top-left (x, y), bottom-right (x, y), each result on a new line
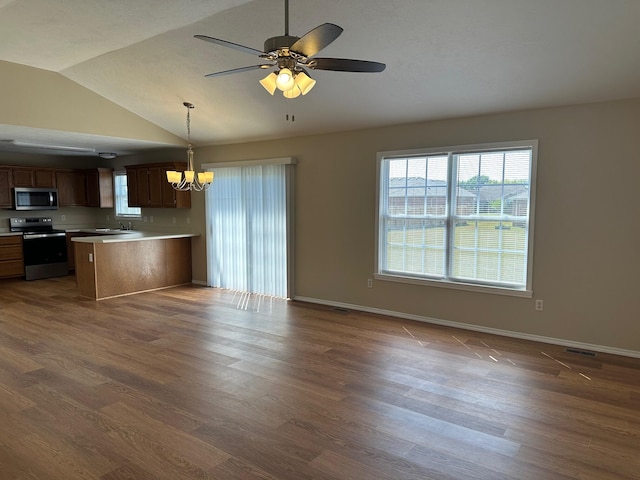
top-left (0, 276), bottom-right (638, 479)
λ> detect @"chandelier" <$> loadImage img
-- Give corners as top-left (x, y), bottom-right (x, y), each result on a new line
top-left (166, 102), bottom-right (214, 191)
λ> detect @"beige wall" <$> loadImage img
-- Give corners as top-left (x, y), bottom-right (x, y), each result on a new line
top-left (193, 98), bottom-right (640, 355)
top-left (0, 60), bottom-right (183, 144)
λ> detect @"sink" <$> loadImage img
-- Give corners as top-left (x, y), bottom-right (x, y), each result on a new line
top-left (94, 228), bottom-right (135, 234)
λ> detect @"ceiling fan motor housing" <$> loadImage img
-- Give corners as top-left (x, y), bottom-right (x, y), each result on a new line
top-left (264, 35), bottom-right (301, 55)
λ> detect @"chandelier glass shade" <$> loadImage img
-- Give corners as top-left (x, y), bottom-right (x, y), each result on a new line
top-left (166, 102), bottom-right (214, 192)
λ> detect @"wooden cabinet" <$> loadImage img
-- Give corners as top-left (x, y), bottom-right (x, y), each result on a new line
top-left (11, 167), bottom-right (56, 188)
top-left (126, 164), bottom-right (162, 207)
top-left (74, 236), bottom-right (193, 300)
top-left (125, 162), bottom-right (190, 209)
top-left (85, 168), bottom-right (114, 208)
top-left (160, 164), bottom-right (191, 208)
top-left (0, 236), bottom-right (24, 279)
top-left (56, 169), bottom-right (87, 206)
top-left (0, 167), bottom-right (11, 208)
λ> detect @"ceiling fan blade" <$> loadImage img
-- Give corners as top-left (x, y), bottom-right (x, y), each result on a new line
top-left (204, 64), bottom-right (273, 78)
top-left (195, 35), bottom-right (265, 56)
top-left (308, 58), bottom-right (386, 73)
top-left (290, 23), bottom-right (343, 57)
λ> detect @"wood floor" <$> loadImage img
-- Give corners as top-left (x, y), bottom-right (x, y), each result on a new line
top-left (0, 276), bottom-right (638, 480)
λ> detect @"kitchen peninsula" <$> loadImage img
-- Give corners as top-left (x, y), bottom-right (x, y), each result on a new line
top-left (72, 231), bottom-right (198, 300)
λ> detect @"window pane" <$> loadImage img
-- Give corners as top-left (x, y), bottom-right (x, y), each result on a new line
top-left (451, 220), bottom-right (528, 286)
top-left (384, 218), bottom-right (446, 276)
top-left (114, 172), bottom-right (141, 217)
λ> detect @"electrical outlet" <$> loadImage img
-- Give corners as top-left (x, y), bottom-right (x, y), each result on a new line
top-left (88, 253), bottom-right (93, 263)
top-left (535, 299), bottom-right (544, 311)
top-left (61, 214), bottom-right (66, 221)
top-left (172, 217), bottom-right (176, 224)
top-left (367, 278), bottom-right (373, 288)
top-left (186, 217), bottom-right (191, 224)
top-left (150, 216), bottom-right (154, 223)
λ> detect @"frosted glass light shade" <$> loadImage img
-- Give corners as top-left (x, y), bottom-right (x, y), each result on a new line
top-left (198, 171), bottom-right (214, 184)
top-left (275, 68), bottom-right (295, 91)
top-left (283, 86), bottom-right (301, 99)
top-left (184, 170), bottom-right (195, 183)
top-left (259, 72), bottom-right (277, 95)
top-left (294, 71), bottom-right (316, 95)
top-left (166, 170), bottom-right (182, 183)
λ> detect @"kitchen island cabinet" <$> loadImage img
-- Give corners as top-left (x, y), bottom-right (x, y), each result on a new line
top-left (72, 232), bottom-right (197, 300)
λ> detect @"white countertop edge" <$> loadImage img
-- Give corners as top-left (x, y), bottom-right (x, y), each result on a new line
top-left (71, 232), bottom-right (199, 243)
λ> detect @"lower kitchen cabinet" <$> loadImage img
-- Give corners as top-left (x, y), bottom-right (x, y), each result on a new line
top-left (0, 236), bottom-right (24, 279)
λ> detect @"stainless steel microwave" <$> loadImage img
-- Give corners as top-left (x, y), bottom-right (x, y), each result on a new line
top-left (13, 187), bottom-right (59, 210)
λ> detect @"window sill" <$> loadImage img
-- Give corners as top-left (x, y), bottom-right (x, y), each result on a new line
top-left (374, 272), bottom-right (533, 298)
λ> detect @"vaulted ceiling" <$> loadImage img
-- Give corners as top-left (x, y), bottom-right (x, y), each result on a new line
top-left (1, 0), bottom-right (640, 157)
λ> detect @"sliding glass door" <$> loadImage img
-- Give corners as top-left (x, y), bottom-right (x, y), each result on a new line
top-left (204, 159), bottom-right (295, 298)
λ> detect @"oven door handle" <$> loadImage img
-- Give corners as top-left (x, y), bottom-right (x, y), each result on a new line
top-left (23, 232), bottom-right (67, 239)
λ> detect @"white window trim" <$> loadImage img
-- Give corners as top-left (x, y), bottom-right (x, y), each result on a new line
top-left (113, 170), bottom-right (141, 218)
top-left (375, 140), bottom-right (538, 298)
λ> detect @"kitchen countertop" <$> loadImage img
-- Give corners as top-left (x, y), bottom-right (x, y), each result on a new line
top-left (0, 232), bottom-right (23, 237)
top-left (70, 231), bottom-right (198, 244)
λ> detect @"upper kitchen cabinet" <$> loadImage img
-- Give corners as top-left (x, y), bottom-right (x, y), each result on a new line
top-left (85, 168), bottom-right (114, 208)
top-left (125, 162), bottom-right (190, 209)
top-left (56, 169), bottom-right (86, 206)
top-left (12, 167), bottom-right (56, 188)
top-left (0, 167), bottom-right (11, 208)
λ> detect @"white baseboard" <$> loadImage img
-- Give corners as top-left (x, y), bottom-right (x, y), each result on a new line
top-left (293, 295), bottom-right (640, 359)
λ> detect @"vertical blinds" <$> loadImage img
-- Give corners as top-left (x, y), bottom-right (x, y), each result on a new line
top-left (205, 164), bottom-right (289, 298)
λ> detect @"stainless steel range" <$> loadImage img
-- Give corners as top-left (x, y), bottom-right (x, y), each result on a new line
top-left (9, 217), bottom-right (68, 281)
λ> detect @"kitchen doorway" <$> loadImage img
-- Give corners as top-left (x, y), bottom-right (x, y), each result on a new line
top-left (204, 158), bottom-right (295, 298)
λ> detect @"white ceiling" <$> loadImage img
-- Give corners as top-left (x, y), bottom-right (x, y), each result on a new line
top-left (1, 0), bottom-right (640, 156)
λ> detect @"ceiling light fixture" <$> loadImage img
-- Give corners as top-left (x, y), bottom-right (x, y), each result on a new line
top-left (3, 140), bottom-right (96, 153)
top-left (260, 67), bottom-right (316, 98)
top-left (166, 102), bottom-right (214, 192)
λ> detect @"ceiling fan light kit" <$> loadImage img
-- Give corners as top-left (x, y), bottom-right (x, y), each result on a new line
top-left (196, 0), bottom-right (385, 99)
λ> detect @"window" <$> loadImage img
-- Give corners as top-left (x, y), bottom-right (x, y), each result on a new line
top-left (376, 140), bottom-right (537, 296)
top-left (113, 171), bottom-right (141, 218)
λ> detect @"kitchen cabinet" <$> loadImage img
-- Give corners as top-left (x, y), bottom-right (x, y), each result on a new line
top-left (73, 234), bottom-right (193, 300)
top-left (0, 167), bottom-right (11, 208)
top-left (125, 162), bottom-right (190, 209)
top-left (12, 167), bottom-right (56, 188)
top-left (85, 168), bottom-right (114, 208)
top-left (0, 236), bottom-right (24, 279)
top-left (56, 169), bottom-right (87, 206)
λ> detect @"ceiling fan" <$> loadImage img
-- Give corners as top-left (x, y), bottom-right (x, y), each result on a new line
top-left (195, 0), bottom-right (386, 98)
